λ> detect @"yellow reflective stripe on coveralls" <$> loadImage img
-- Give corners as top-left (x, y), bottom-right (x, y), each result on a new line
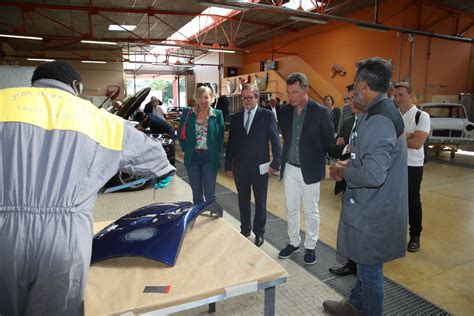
top-left (0, 87), bottom-right (123, 151)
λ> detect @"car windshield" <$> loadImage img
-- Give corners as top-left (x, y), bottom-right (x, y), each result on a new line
top-left (423, 105), bottom-right (466, 119)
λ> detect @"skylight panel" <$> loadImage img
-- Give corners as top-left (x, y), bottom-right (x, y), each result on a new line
top-left (167, 7), bottom-right (234, 42)
top-left (109, 25), bottom-right (137, 31)
top-left (283, 0), bottom-right (323, 11)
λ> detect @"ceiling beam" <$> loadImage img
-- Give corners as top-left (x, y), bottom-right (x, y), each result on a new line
top-left (236, 20), bottom-right (298, 47)
top-left (151, 14), bottom-right (196, 44)
top-left (423, 0), bottom-right (474, 20)
top-left (32, 9), bottom-right (84, 36)
top-left (458, 21), bottom-right (474, 36)
top-left (228, 16), bottom-right (297, 33)
top-left (422, 12), bottom-right (451, 31)
top-left (211, 0), bottom-right (472, 44)
top-left (95, 12), bottom-right (144, 40)
top-left (0, 1), bottom-right (245, 19)
top-left (0, 1), bottom-right (297, 32)
top-left (0, 2), bottom-right (197, 16)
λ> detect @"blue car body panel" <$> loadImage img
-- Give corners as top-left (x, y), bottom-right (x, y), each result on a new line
top-left (91, 200), bottom-right (223, 266)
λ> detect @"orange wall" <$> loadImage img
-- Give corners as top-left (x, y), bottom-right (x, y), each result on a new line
top-left (243, 0), bottom-right (473, 105)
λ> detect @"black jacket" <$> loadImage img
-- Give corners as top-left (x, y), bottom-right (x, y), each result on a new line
top-left (262, 104), bottom-right (281, 123)
top-left (225, 107), bottom-right (281, 175)
top-left (279, 99), bottom-right (334, 184)
top-left (327, 115), bottom-right (356, 194)
top-left (327, 115), bottom-right (355, 160)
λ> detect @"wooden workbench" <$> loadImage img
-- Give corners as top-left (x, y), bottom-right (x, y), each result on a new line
top-left (85, 215), bottom-right (288, 315)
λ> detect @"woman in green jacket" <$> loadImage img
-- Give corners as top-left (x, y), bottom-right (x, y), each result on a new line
top-left (178, 86), bottom-right (224, 205)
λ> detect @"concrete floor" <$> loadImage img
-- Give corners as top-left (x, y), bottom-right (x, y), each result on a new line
top-left (94, 146), bottom-right (473, 315)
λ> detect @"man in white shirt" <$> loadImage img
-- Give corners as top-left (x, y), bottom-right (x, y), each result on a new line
top-left (394, 81), bottom-right (430, 252)
top-left (269, 98), bottom-right (279, 123)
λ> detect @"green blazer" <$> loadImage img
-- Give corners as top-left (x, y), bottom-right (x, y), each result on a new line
top-left (178, 107), bottom-right (224, 172)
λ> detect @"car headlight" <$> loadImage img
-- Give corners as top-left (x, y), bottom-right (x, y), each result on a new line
top-left (466, 124), bottom-right (473, 131)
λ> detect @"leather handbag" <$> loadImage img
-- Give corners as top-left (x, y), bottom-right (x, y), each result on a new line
top-left (179, 108), bottom-right (192, 141)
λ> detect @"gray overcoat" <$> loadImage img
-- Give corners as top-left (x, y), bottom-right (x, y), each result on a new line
top-left (337, 94), bottom-right (408, 265)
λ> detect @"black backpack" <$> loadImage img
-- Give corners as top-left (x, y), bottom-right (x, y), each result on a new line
top-left (415, 110), bottom-right (429, 163)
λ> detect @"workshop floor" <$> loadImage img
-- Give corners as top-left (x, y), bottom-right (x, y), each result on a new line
top-left (94, 147), bottom-right (474, 315)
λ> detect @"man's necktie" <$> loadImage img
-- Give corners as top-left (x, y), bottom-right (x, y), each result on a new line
top-left (245, 111), bottom-right (251, 134)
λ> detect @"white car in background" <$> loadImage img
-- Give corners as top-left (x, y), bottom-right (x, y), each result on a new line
top-left (419, 103), bottom-right (474, 158)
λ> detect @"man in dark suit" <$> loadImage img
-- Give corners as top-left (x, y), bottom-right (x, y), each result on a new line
top-left (277, 72), bottom-right (334, 265)
top-left (338, 84), bottom-right (355, 133)
top-left (327, 83), bottom-right (358, 196)
top-left (225, 83), bottom-right (281, 247)
top-left (326, 83), bottom-right (359, 276)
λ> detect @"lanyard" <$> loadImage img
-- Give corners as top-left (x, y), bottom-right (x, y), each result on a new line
top-left (349, 116), bottom-right (358, 146)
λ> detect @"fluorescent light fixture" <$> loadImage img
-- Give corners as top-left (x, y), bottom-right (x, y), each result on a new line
top-left (150, 45), bottom-right (181, 49)
top-left (81, 40), bottom-right (117, 45)
top-left (208, 48), bottom-right (236, 54)
top-left (0, 34), bottom-right (43, 40)
top-left (288, 15), bottom-right (328, 24)
top-left (108, 24), bottom-right (137, 31)
top-left (357, 23), bottom-right (389, 32)
top-left (81, 60), bottom-right (107, 64)
top-left (27, 58), bottom-right (55, 62)
top-left (198, 1), bottom-right (250, 12)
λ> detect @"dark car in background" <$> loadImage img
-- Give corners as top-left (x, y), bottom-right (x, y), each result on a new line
top-left (106, 88), bottom-right (176, 191)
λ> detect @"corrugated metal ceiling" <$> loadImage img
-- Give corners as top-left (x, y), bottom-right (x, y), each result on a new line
top-left (0, 0), bottom-right (472, 73)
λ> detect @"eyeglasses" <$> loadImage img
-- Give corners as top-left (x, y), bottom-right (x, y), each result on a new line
top-left (241, 96), bottom-right (254, 101)
top-left (344, 96), bottom-right (354, 102)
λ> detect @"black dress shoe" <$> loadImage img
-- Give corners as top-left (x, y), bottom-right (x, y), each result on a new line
top-left (241, 231), bottom-right (251, 238)
top-left (255, 235), bottom-right (264, 247)
top-left (329, 264), bottom-right (356, 276)
top-left (407, 236), bottom-right (420, 252)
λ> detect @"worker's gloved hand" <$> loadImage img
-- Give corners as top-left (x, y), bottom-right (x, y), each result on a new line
top-left (153, 175), bottom-right (173, 189)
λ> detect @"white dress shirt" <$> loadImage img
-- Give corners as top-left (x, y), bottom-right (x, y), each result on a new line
top-left (243, 105), bottom-right (258, 133)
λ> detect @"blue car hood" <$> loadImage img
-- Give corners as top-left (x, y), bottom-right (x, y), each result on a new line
top-left (91, 200), bottom-right (223, 266)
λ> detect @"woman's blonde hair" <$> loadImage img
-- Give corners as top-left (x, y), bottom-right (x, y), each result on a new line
top-left (194, 85), bottom-right (215, 110)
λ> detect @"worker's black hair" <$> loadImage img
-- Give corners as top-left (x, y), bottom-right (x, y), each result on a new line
top-left (355, 57), bottom-right (392, 93)
top-left (134, 111), bottom-right (147, 122)
top-left (31, 61), bottom-right (81, 85)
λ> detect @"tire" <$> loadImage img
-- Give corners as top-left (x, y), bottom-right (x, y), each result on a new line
top-left (106, 171), bottom-right (150, 192)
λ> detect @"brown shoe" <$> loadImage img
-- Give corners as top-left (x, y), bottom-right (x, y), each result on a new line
top-left (323, 299), bottom-right (361, 316)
